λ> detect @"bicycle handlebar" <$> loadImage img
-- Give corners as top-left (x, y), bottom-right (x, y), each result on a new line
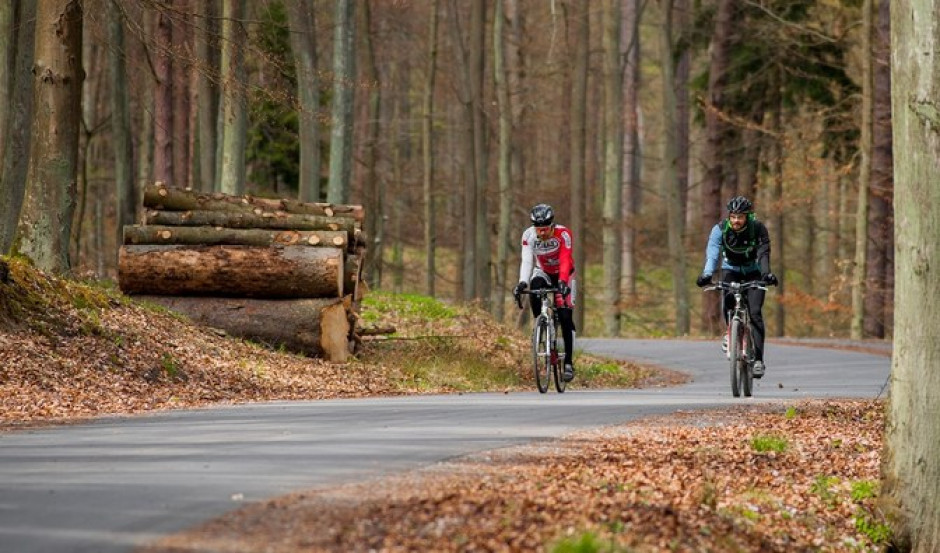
top-left (515, 287), bottom-right (565, 309)
top-left (703, 280), bottom-right (771, 293)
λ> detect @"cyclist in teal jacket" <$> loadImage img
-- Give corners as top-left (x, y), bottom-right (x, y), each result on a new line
top-left (695, 196), bottom-right (778, 378)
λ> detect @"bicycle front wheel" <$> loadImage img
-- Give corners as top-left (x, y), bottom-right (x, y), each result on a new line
top-left (729, 319), bottom-right (743, 397)
top-left (532, 317), bottom-right (551, 393)
top-left (552, 320), bottom-right (567, 393)
top-left (741, 324), bottom-right (754, 397)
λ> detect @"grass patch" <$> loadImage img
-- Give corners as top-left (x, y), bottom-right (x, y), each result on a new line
top-left (751, 434), bottom-right (788, 453)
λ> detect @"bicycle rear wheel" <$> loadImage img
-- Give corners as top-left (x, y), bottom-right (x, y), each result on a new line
top-left (532, 317), bottom-right (551, 393)
top-left (552, 320), bottom-right (567, 393)
top-left (729, 319), bottom-right (742, 397)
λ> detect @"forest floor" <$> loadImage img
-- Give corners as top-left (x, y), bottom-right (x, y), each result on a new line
top-left (0, 257), bottom-right (891, 551)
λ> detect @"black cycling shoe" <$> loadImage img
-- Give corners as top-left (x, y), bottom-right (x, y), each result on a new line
top-left (563, 364), bottom-right (575, 382)
top-left (753, 360), bottom-right (765, 379)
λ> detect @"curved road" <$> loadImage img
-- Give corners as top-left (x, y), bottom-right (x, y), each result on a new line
top-left (0, 339), bottom-right (890, 553)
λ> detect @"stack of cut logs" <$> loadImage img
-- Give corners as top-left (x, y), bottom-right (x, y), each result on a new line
top-left (118, 183), bottom-right (366, 362)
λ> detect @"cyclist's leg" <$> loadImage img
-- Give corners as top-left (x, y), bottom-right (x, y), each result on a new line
top-left (746, 272), bottom-right (767, 362)
top-left (528, 273), bottom-right (550, 318)
top-left (557, 308), bottom-right (574, 366)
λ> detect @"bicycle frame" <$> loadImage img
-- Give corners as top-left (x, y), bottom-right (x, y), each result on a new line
top-left (704, 280), bottom-right (768, 397)
top-left (522, 287), bottom-right (566, 393)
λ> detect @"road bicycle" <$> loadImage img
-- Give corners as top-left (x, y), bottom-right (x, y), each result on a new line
top-left (704, 280), bottom-right (769, 398)
top-left (518, 287), bottom-right (567, 393)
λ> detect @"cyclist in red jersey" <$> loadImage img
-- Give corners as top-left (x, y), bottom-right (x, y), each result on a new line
top-left (512, 204), bottom-right (577, 382)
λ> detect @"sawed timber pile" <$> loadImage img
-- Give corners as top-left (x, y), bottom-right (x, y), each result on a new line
top-left (117, 183), bottom-right (367, 362)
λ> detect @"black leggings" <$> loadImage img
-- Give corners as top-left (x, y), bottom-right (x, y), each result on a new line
top-left (722, 270), bottom-right (766, 362)
top-left (529, 275), bottom-right (575, 365)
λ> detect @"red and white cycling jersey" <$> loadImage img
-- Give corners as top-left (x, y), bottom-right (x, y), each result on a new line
top-left (518, 224), bottom-right (575, 283)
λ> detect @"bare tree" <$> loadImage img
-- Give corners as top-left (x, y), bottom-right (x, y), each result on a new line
top-left (0, 1), bottom-right (35, 254)
top-left (327, 0), bottom-right (356, 204)
top-left (109, 0), bottom-right (136, 251)
top-left (621, 0), bottom-right (641, 300)
top-left (602, 0), bottom-right (623, 336)
top-left (14, 0), bottom-right (83, 274)
top-left (568, 0), bottom-right (588, 331)
top-left (153, 4), bottom-right (173, 185)
top-left (494, 0), bottom-right (512, 320)
top-left (218, 0), bottom-right (247, 195)
top-left (882, 1), bottom-right (940, 548)
top-left (658, 0), bottom-right (689, 335)
top-left (193, 0), bottom-right (218, 193)
top-left (851, 0), bottom-right (873, 340)
top-left (288, 0), bottom-right (321, 203)
top-left (359, 0), bottom-right (382, 289)
top-left (422, 0), bottom-right (440, 297)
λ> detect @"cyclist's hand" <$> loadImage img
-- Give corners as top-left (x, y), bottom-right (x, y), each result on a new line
top-left (558, 280), bottom-right (570, 298)
top-left (762, 272), bottom-right (778, 286)
top-left (513, 281), bottom-right (528, 308)
top-left (696, 274), bottom-right (713, 288)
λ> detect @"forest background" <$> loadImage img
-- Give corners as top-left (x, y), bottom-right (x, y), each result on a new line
top-left (0, 0), bottom-right (893, 340)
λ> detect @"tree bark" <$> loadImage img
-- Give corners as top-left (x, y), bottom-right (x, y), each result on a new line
top-left (422, 0), bottom-right (440, 298)
top-left (602, 0), bottom-right (623, 336)
top-left (119, 245), bottom-right (344, 298)
top-left (568, 0), bottom-right (588, 332)
top-left (327, 0), bottom-right (356, 204)
top-left (143, 209), bottom-right (357, 243)
top-left (109, 1), bottom-right (136, 251)
top-left (883, 2), bottom-right (940, 549)
top-left (14, 0), bottom-right (82, 274)
top-left (136, 295), bottom-right (353, 362)
top-left (851, 0), bottom-right (873, 340)
top-left (124, 225), bottom-right (348, 249)
top-left (493, 0), bottom-right (511, 322)
top-left (621, 0), bottom-right (641, 300)
top-left (699, 0), bottom-right (734, 334)
top-left (153, 3), bottom-right (173, 185)
top-left (143, 183), bottom-right (364, 222)
top-left (0, 1), bottom-right (36, 254)
top-left (218, 0), bottom-right (248, 195)
top-left (358, 0), bottom-right (382, 290)
top-left (287, 0), bottom-right (320, 203)
top-left (193, 0), bottom-right (218, 193)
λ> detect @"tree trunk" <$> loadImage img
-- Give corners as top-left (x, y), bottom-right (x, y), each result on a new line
top-left (865, 0), bottom-right (893, 339)
top-left (422, 0), bottom-right (440, 297)
top-left (469, 0), bottom-right (490, 309)
top-left (144, 209), bottom-right (357, 238)
top-left (143, 183), bottom-right (364, 221)
top-left (193, 0), bottom-right (218, 193)
top-left (602, 0), bottom-right (623, 336)
top-left (699, 0), bottom-right (734, 334)
top-left (0, 1), bottom-right (36, 254)
top-left (119, 245), bottom-right (344, 298)
top-left (851, 0), bottom-right (873, 340)
top-left (14, 0), bottom-right (82, 274)
top-left (882, 2), bottom-right (940, 548)
top-left (136, 295), bottom-right (353, 362)
top-left (171, 0), bottom-right (192, 191)
top-left (0, 0), bottom-right (12, 177)
top-left (218, 0), bottom-right (247, 195)
top-left (358, 0), bottom-right (382, 289)
top-left (153, 4), bottom-right (173, 185)
top-left (568, 0), bottom-right (588, 332)
top-left (109, 1), bottom-right (136, 252)
top-left (659, 0), bottom-right (689, 335)
top-left (288, 0), bottom-right (320, 203)
top-left (124, 225), bottom-right (348, 249)
top-left (621, 0), bottom-right (641, 300)
top-left (327, 0), bottom-right (356, 204)
top-left (493, 0), bottom-right (511, 321)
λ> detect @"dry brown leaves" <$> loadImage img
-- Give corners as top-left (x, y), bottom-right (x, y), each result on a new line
top-left (143, 400), bottom-right (884, 553)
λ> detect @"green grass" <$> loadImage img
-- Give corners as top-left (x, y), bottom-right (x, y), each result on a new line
top-left (751, 434), bottom-right (789, 453)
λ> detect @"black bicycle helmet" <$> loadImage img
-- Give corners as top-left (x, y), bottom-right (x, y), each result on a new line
top-left (530, 203), bottom-right (555, 227)
top-left (727, 196), bottom-right (753, 214)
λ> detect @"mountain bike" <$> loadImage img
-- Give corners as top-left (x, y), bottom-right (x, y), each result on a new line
top-left (519, 287), bottom-right (567, 393)
top-left (704, 280), bottom-right (769, 398)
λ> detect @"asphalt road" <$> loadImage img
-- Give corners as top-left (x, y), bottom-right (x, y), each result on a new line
top-left (0, 339), bottom-right (891, 553)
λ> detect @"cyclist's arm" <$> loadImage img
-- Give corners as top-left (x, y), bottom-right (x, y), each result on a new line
top-left (557, 227), bottom-right (574, 283)
top-left (702, 224), bottom-right (722, 276)
top-left (755, 221), bottom-right (772, 276)
top-left (518, 227), bottom-right (536, 283)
